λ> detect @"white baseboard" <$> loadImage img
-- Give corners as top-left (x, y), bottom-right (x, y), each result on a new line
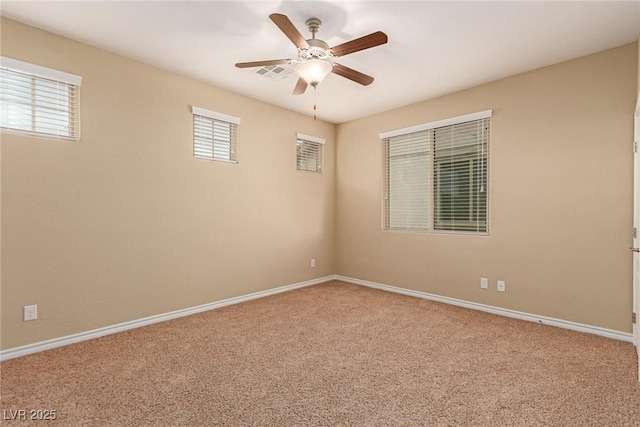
top-left (0, 275), bottom-right (336, 362)
top-left (337, 275), bottom-right (633, 343)
top-left (2, 274), bottom-right (631, 361)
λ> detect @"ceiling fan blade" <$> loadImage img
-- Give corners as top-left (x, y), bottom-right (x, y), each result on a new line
top-left (331, 63), bottom-right (374, 86)
top-left (331, 31), bottom-right (388, 57)
top-left (269, 13), bottom-right (310, 50)
top-left (235, 59), bottom-right (292, 68)
top-left (292, 78), bottom-right (308, 95)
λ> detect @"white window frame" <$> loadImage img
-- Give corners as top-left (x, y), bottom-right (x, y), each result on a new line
top-left (296, 132), bottom-right (324, 173)
top-left (380, 110), bottom-right (491, 235)
top-left (192, 106), bottom-right (240, 163)
top-left (0, 56), bottom-right (82, 141)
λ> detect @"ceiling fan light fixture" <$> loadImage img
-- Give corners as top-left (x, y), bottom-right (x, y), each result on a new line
top-left (295, 59), bottom-right (332, 86)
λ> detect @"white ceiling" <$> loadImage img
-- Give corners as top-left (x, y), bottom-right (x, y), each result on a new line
top-left (2, 1), bottom-right (639, 123)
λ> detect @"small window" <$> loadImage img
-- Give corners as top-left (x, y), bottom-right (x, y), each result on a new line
top-left (0, 56), bottom-right (82, 141)
top-left (381, 111), bottom-right (491, 234)
top-left (296, 132), bottom-right (324, 173)
top-left (192, 106), bottom-right (240, 163)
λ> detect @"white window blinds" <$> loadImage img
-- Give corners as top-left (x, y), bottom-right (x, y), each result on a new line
top-left (192, 106), bottom-right (240, 163)
top-left (382, 111), bottom-right (491, 234)
top-left (296, 132), bottom-right (324, 173)
top-left (433, 119), bottom-right (489, 232)
top-left (384, 130), bottom-right (432, 230)
top-left (0, 56), bottom-right (82, 141)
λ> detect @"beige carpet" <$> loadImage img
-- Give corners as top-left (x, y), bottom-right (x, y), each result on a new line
top-left (1, 280), bottom-right (639, 426)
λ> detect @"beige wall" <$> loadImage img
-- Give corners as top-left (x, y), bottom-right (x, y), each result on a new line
top-left (336, 43), bottom-right (638, 332)
top-left (1, 16), bottom-right (638, 352)
top-left (0, 18), bottom-right (336, 350)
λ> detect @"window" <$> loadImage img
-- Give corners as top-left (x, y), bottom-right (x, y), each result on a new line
top-left (296, 132), bottom-right (324, 173)
top-left (381, 110), bottom-right (491, 234)
top-left (0, 56), bottom-right (82, 141)
top-left (192, 106), bottom-right (240, 163)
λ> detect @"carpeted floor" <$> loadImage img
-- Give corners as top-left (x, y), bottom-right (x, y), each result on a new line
top-left (1, 280), bottom-right (639, 426)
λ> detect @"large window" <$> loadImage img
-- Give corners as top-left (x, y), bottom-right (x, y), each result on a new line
top-left (0, 56), bottom-right (82, 141)
top-left (192, 106), bottom-right (240, 163)
top-left (381, 110), bottom-right (491, 234)
top-left (296, 132), bottom-right (324, 173)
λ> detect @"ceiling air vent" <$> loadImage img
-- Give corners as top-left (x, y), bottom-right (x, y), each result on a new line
top-left (255, 64), bottom-right (294, 81)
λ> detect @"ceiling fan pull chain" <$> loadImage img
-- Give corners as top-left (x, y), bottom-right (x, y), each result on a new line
top-left (313, 86), bottom-right (317, 121)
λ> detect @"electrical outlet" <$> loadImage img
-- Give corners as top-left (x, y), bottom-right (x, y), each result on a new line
top-left (24, 305), bottom-right (38, 321)
top-left (497, 280), bottom-right (506, 292)
top-left (480, 278), bottom-right (489, 289)
top-left (310, 259), bottom-right (316, 268)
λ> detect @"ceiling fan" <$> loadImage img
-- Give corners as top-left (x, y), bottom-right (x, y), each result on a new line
top-left (235, 13), bottom-right (388, 95)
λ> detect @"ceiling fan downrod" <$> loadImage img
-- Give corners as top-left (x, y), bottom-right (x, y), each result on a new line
top-left (305, 18), bottom-right (321, 39)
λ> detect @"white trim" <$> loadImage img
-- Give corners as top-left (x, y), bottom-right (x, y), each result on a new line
top-left (337, 275), bottom-right (633, 343)
top-left (635, 108), bottom-right (639, 144)
top-left (635, 106), bottom-right (640, 349)
top-left (634, 99), bottom-right (640, 380)
top-left (191, 106), bottom-right (241, 125)
top-left (0, 56), bottom-right (82, 86)
top-left (0, 127), bottom-right (78, 143)
top-left (379, 109), bottom-right (492, 140)
top-left (0, 275), bottom-right (336, 361)
top-left (3, 273), bottom-right (631, 361)
top-left (296, 132), bottom-right (326, 145)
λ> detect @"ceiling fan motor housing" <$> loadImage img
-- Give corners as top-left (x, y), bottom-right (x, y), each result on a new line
top-left (300, 38), bottom-right (332, 61)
